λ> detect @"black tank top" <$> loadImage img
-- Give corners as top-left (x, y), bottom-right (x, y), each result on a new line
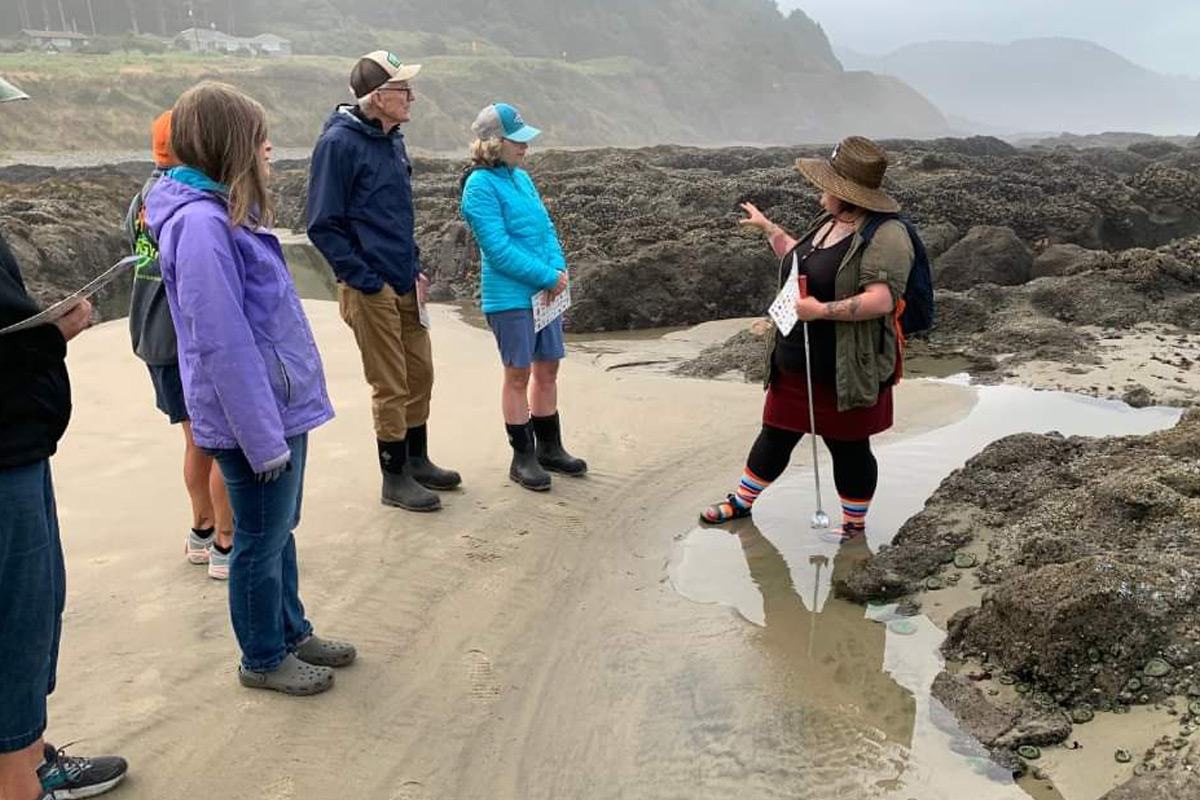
top-left (773, 227), bottom-right (852, 385)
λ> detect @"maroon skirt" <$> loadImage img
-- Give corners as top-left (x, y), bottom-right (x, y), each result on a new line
top-left (763, 368), bottom-right (893, 438)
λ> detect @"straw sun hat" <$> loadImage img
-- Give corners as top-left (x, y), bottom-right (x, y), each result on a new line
top-left (795, 136), bottom-right (899, 214)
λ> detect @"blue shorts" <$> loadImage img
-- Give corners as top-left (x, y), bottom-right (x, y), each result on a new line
top-left (0, 460), bottom-right (66, 753)
top-left (486, 308), bottom-right (565, 368)
top-left (148, 363), bottom-right (189, 424)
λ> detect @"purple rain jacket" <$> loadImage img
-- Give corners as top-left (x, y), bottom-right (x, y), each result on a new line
top-left (145, 176), bottom-right (334, 472)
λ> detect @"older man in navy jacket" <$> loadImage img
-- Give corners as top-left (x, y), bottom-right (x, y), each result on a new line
top-left (307, 51), bottom-right (460, 512)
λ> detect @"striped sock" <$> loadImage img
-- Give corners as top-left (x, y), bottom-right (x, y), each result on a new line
top-left (733, 468), bottom-right (770, 510)
top-left (840, 495), bottom-right (871, 532)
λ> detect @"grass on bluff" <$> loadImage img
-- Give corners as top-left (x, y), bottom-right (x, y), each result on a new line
top-left (0, 49), bottom-right (672, 153)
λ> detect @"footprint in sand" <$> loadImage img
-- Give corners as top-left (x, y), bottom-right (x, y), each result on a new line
top-left (464, 649), bottom-right (501, 703)
top-left (390, 782), bottom-right (428, 800)
top-left (262, 775), bottom-right (295, 799)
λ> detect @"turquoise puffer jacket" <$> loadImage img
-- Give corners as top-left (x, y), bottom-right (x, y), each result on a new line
top-left (460, 165), bottom-right (566, 314)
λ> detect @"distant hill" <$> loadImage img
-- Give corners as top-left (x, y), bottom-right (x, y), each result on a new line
top-left (0, 0), bottom-right (949, 150)
top-left (838, 37), bottom-right (1200, 136)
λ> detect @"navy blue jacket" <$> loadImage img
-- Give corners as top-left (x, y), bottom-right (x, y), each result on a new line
top-left (306, 106), bottom-right (421, 295)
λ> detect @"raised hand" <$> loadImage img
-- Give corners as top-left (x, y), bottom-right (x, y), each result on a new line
top-left (738, 201), bottom-right (773, 233)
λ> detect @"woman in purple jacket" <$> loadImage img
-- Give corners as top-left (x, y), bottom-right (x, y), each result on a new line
top-left (146, 82), bottom-right (353, 696)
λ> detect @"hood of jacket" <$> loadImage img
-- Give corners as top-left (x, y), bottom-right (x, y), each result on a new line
top-left (145, 174), bottom-right (224, 243)
top-left (322, 104), bottom-right (397, 140)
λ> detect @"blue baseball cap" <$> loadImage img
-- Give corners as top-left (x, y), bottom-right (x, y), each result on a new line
top-left (471, 102), bottom-right (541, 143)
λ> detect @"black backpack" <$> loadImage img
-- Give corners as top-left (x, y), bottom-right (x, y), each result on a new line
top-left (860, 213), bottom-right (935, 336)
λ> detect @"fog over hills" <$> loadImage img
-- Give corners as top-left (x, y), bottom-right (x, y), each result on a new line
top-left (838, 37), bottom-right (1200, 136)
top-left (1, 0), bottom-right (952, 150)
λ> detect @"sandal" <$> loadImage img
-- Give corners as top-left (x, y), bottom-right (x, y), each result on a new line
top-left (294, 633), bottom-right (357, 668)
top-left (239, 652), bottom-right (334, 696)
top-left (700, 494), bottom-right (752, 525)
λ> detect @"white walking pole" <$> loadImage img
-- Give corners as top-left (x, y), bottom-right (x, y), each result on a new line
top-left (799, 275), bottom-right (830, 530)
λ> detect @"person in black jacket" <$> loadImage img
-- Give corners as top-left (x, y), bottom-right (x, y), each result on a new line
top-left (0, 76), bottom-right (129, 800)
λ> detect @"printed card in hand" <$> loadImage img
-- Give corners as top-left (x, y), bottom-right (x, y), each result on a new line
top-left (1, 255), bottom-right (142, 336)
top-left (533, 278), bottom-right (571, 333)
top-left (768, 253), bottom-right (800, 337)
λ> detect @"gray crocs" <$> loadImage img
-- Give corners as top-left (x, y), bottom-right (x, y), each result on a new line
top-left (294, 633), bottom-right (357, 668)
top-left (238, 653), bottom-right (334, 696)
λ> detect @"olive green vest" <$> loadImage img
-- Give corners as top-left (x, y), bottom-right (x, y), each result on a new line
top-left (763, 213), bottom-right (915, 411)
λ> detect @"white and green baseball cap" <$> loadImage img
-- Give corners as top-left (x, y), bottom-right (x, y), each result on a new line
top-left (0, 77), bottom-right (29, 103)
top-left (350, 51), bottom-right (421, 100)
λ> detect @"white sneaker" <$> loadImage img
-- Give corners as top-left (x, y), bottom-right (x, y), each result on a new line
top-left (185, 529), bottom-right (212, 564)
top-left (208, 546), bottom-right (231, 580)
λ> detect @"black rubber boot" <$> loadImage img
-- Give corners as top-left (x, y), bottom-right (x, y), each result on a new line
top-left (405, 424), bottom-right (462, 490)
top-left (532, 413), bottom-right (588, 476)
top-left (506, 422), bottom-right (551, 491)
top-left (378, 439), bottom-right (441, 512)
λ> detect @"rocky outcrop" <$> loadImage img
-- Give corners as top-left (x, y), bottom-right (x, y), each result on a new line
top-left (1099, 753), bottom-right (1200, 800)
top-left (7, 134), bottom-right (1200, 347)
top-left (0, 165), bottom-right (142, 322)
top-left (836, 411), bottom-right (1200, 708)
top-left (935, 225), bottom-right (1032, 289)
top-left (917, 221), bottom-right (962, 262)
top-left (673, 329), bottom-right (768, 383)
top-left (1031, 243), bottom-right (1102, 278)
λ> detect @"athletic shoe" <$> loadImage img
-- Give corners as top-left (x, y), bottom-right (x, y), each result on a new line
top-left (185, 529), bottom-right (212, 564)
top-left (39, 742), bottom-right (128, 799)
top-left (208, 546), bottom-right (231, 580)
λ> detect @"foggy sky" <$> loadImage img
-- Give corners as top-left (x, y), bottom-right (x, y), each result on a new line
top-left (782, 0), bottom-right (1200, 78)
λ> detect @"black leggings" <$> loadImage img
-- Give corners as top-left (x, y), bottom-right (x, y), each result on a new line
top-left (746, 424), bottom-right (877, 500)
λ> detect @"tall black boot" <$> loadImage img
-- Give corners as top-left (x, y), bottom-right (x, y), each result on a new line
top-left (378, 439), bottom-right (441, 512)
top-left (405, 424), bottom-right (462, 490)
top-left (506, 422), bottom-right (551, 491)
top-left (532, 412), bottom-right (588, 476)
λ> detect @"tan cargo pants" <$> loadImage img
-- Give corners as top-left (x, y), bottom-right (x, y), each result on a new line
top-left (338, 283), bottom-right (433, 442)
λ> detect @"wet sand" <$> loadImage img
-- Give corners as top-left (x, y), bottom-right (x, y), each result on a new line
top-left (48, 301), bottom-right (976, 800)
top-left (669, 382), bottom-right (1179, 800)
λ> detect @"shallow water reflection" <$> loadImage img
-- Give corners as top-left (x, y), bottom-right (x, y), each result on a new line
top-left (669, 383), bottom-right (1181, 799)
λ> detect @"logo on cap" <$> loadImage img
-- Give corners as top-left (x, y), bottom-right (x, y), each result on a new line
top-left (831, 144), bottom-right (840, 161)
top-left (386, 52), bottom-right (401, 68)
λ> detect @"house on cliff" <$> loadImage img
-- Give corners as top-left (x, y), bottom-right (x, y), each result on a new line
top-left (19, 29), bottom-right (91, 52)
top-left (174, 28), bottom-right (291, 56)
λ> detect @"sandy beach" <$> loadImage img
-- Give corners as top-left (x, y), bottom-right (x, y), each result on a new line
top-left (43, 300), bottom-right (985, 800)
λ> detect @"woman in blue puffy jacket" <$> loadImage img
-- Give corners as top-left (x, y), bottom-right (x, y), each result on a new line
top-left (460, 103), bottom-right (587, 491)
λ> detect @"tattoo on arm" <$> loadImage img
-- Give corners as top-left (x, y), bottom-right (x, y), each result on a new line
top-left (822, 296), bottom-right (862, 320)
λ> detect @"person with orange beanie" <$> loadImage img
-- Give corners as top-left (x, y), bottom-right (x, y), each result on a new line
top-left (126, 110), bottom-right (235, 579)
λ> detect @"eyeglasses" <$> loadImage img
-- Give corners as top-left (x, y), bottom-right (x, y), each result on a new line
top-left (377, 86), bottom-right (414, 98)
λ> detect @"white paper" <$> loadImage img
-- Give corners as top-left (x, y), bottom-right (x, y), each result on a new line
top-left (1, 255), bottom-right (143, 336)
top-left (768, 253), bottom-right (801, 337)
top-left (418, 299), bottom-right (431, 329)
top-left (533, 277), bottom-right (571, 333)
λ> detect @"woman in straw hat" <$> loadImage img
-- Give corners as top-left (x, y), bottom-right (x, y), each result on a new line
top-left (701, 136), bottom-right (914, 541)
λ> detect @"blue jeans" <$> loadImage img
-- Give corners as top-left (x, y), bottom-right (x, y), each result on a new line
top-left (0, 459), bottom-right (66, 753)
top-left (213, 434), bottom-right (314, 672)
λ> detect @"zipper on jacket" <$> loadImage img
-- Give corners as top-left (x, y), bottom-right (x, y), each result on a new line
top-left (272, 346), bottom-right (292, 406)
